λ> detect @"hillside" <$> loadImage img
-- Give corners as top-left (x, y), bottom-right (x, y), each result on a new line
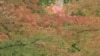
top-left (0, 0), bottom-right (100, 56)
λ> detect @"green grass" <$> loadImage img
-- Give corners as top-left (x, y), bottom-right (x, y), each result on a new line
top-left (0, 32), bottom-right (68, 56)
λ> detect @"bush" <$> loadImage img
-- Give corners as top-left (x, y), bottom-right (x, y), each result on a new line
top-left (38, 0), bottom-right (56, 7)
top-left (71, 10), bottom-right (85, 16)
top-left (96, 10), bottom-right (100, 17)
top-left (64, 0), bottom-right (73, 4)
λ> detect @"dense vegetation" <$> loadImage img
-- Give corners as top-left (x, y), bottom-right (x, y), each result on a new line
top-left (0, 0), bottom-right (100, 56)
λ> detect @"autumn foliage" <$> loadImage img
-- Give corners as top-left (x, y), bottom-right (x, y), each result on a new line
top-left (0, 0), bottom-right (100, 40)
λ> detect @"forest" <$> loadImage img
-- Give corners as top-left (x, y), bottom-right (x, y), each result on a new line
top-left (0, 0), bottom-right (100, 56)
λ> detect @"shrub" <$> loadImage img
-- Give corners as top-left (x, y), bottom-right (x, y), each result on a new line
top-left (64, 0), bottom-right (73, 4)
top-left (38, 0), bottom-right (56, 7)
top-left (96, 10), bottom-right (100, 17)
top-left (71, 10), bottom-right (85, 16)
